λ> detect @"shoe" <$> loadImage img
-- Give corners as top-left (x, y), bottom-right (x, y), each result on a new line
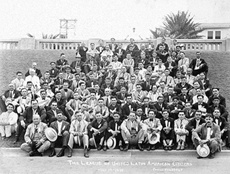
top-left (164, 146), bottom-right (168, 151)
top-left (56, 148), bottom-right (65, 157)
top-left (29, 150), bottom-right (42, 157)
top-left (209, 153), bottom-right (215, 159)
top-left (1, 136), bottom-right (5, 140)
top-left (146, 144), bottom-right (151, 151)
top-left (67, 148), bottom-right (73, 158)
top-left (119, 146), bottom-right (124, 151)
top-left (84, 148), bottom-right (89, 158)
top-left (150, 145), bottom-right (155, 150)
top-left (103, 146), bottom-right (107, 151)
top-left (97, 145), bottom-right (102, 151)
top-left (13, 136), bottom-right (19, 144)
top-left (181, 145), bottom-right (185, 150)
top-left (138, 143), bottom-right (144, 151)
top-left (123, 143), bottom-right (129, 151)
top-left (197, 156), bottom-right (203, 159)
top-left (168, 146), bottom-right (172, 151)
top-left (49, 148), bottom-right (56, 157)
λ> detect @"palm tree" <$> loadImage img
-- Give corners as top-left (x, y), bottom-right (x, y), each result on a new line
top-left (27, 33), bottom-right (60, 39)
top-left (163, 11), bottom-right (203, 39)
top-left (150, 28), bottom-right (168, 38)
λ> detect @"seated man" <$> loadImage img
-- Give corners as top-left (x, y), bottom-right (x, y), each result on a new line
top-left (121, 112), bottom-right (145, 151)
top-left (160, 110), bottom-right (175, 150)
top-left (174, 111), bottom-right (189, 150)
top-left (49, 111), bottom-right (70, 157)
top-left (68, 112), bottom-right (89, 158)
top-left (192, 114), bottom-right (221, 159)
top-left (25, 62), bottom-right (42, 78)
top-left (185, 110), bottom-right (205, 147)
top-left (105, 112), bottom-right (124, 151)
top-left (87, 112), bottom-right (108, 151)
top-left (143, 110), bottom-right (162, 151)
top-left (0, 103), bottom-right (18, 139)
top-left (94, 98), bottom-right (109, 121)
top-left (20, 114), bottom-right (50, 156)
top-left (15, 99), bottom-right (46, 143)
top-left (11, 71), bottom-right (25, 91)
top-left (121, 94), bottom-right (138, 120)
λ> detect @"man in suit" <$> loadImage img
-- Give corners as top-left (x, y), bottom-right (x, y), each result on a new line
top-left (192, 114), bottom-right (221, 159)
top-left (56, 53), bottom-right (69, 71)
top-left (183, 102), bottom-right (196, 120)
top-left (102, 88), bottom-right (112, 107)
top-left (68, 112), bottom-right (89, 157)
top-left (108, 96), bottom-right (122, 121)
top-left (116, 86), bottom-right (128, 105)
top-left (109, 38), bottom-right (118, 52)
top-left (15, 99), bottom-right (46, 143)
top-left (208, 88), bottom-right (226, 108)
top-left (49, 62), bottom-right (59, 79)
top-left (168, 96), bottom-right (184, 120)
top-left (132, 83), bottom-right (147, 105)
top-left (78, 42), bottom-right (88, 62)
top-left (87, 112), bottom-right (108, 151)
top-left (49, 111), bottom-right (70, 157)
top-left (143, 110), bottom-right (162, 150)
top-left (156, 37), bottom-right (169, 52)
top-left (115, 43), bottom-right (126, 62)
top-left (25, 62), bottom-right (42, 79)
top-left (60, 81), bottom-right (74, 102)
top-left (189, 52), bottom-right (208, 76)
top-left (141, 97), bottom-right (155, 117)
top-left (126, 38), bottom-right (139, 52)
top-left (178, 52), bottom-right (189, 73)
top-left (49, 91), bottom-right (66, 114)
top-left (153, 95), bottom-right (168, 119)
top-left (20, 114), bottom-right (50, 156)
top-left (0, 83), bottom-right (21, 112)
top-left (94, 98), bottom-right (109, 121)
top-left (121, 94), bottom-right (138, 120)
top-left (121, 112), bottom-right (145, 151)
top-left (47, 101), bottom-right (62, 125)
top-left (192, 95), bottom-right (209, 114)
top-left (185, 110), bottom-right (205, 147)
top-left (178, 87), bottom-right (192, 106)
top-left (160, 110), bottom-right (175, 150)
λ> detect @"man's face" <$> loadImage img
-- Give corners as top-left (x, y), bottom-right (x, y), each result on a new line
top-left (128, 113), bottom-right (136, 121)
top-left (90, 93), bottom-right (96, 99)
top-left (41, 92), bottom-right (46, 99)
top-left (105, 79), bottom-right (111, 84)
top-left (21, 89), bottom-right (27, 96)
top-left (158, 97), bottom-right (164, 103)
top-left (51, 63), bottom-right (56, 68)
top-left (9, 85), bottom-right (14, 91)
top-left (126, 96), bottom-right (132, 103)
top-left (148, 111), bottom-right (155, 119)
top-left (173, 99), bottom-right (178, 105)
top-left (197, 96), bottom-right (203, 103)
top-left (136, 85), bottom-right (142, 91)
top-left (27, 83), bottom-right (33, 89)
top-left (105, 89), bottom-right (110, 96)
top-left (121, 87), bottom-right (126, 93)
top-left (196, 89), bottom-right (202, 95)
top-left (113, 114), bottom-right (120, 122)
top-left (74, 93), bottom-right (79, 100)
top-left (213, 99), bottom-right (220, 105)
top-left (42, 84), bottom-right (48, 90)
top-left (7, 104), bottom-right (14, 112)
top-left (130, 38), bottom-right (134, 44)
top-left (162, 111), bottom-right (169, 119)
top-left (187, 69), bottom-right (192, 75)
top-left (45, 73), bottom-right (50, 78)
top-left (165, 70), bottom-right (169, 76)
top-left (80, 83), bottom-right (86, 89)
top-left (105, 46), bottom-right (109, 50)
top-left (205, 116), bottom-right (213, 125)
top-left (180, 53), bottom-right (185, 58)
top-left (212, 89), bottom-right (219, 96)
top-left (51, 103), bottom-right (57, 110)
top-left (200, 73), bottom-right (205, 79)
top-left (131, 77), bottom-right (136, 83)
top-left (143, 99), bottom-right (149, 105)
top-left (90, 44), bottom-right (95, 49)
top-left (111, 98), bottom-right (117, 105)
top-left (195, 112), bottom-right (202, 120)
top-left (121, 67), bottom-right (126, 73)
top-left (63, 83), bottom-right (69, 89)
top-left (94, 85), bottom-right (99, 91)
top-left (126, 54), bottom-right (131, 59)
top-left (98, 100), bottom-right (104, 106)
top-left (136, 109), bottom-right (143, 116)
top-left (138, 63), bottom-right (143, 68)
top-left (147, 66), bottom-right (152, 71)
top-left (56, 93), bottom-right (61, 99)
top-left (185, 103), bottom-right (191, 109)
top-left (140, 53), bottom-right (145, 59)
top-left (32, 101), bottom-right (38, 109)
top-left (32, 63), bottom-right (37, 69)
top-left (33, 116), bottom-right (40, 125)
top-left (178, 112), bottom-right (185, 120)
top-left (17, 73), bottom-right (23, 79)
top-left (76, 113), bottom-right (83, 121)
top-left (119, 79), bottom-right (125, 84)
top-left (196, 53), bottom-right (201, 59)
top-left (193, 82), bottom-right (200, 88)
top-left (213, 110), bottom-right (220, 117)
top-left (57, 113), bottom-right (62, 121)
top-left (96, 113), bottom-right (102, 122)
top-left (181, 78), bottom-right (186, 83)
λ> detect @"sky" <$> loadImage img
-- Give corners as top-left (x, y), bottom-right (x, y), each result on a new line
top-left (0, 0), bottom-right (230, 40)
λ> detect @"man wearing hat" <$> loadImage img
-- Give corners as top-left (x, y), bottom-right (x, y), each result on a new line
top-left (192, 114), bottom-right (221, 159)
top-left (20, 114), bottom-right (51, 156)
top-left (68, 112), bottom-right (89, 158)
top-left (121, 112), bottom-right (145, 151)
top-left (143, 110), bottom-right (162, 150)
top-left (49, 111), bottom-right (70, 157)
top-left (63, 65), bottom-right (74, 82)
top-left (208, 88), bottom-right (226, 107)
top-left (105, 112), bottom-right (124, 151)
top-left (87, 112), bottom-right (108, 151)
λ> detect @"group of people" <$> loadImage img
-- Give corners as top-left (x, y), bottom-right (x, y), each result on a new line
top-left (0, 37), bottom-right (229, 159)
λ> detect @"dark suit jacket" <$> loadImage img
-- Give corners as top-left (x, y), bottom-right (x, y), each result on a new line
top-left (109, 43), bottom-right (118, 52)
top-left (46, 109), bottom-right (61, 124)
top-left (20, 106), bottom-right (46, 124)
top-left (116, 92), bottom-right (128, 104)
top-left (114, 48), bottom-right (126, 61)
top-left (25, 68), bottom-right (42, 78)
top-left (56, 59), bottom-right (69, 69)
top-left (121, 103), bottom-right (138, 119)
top-left (192, 102), bottom-right (209, 110)
top-left (49, 97), bottom-right (66, 111)
top-left (50, 120), bottom-right (70, 135)
top-left (185, 118), bottom-right (205, 132)
top-left (160, 117), bottom-right (174, 129)
top-left (213, 116), bottom-right (228, 131)
top-left (141, 81), bottom-right (152, 92)
top-left (49, 68), bottom-right (59, 79)
top-left (96, 46), bottom-right (105, 55)
top-left (108, 120), bottom-right (122, 131)
top-left (189, 58), bottom-right (207, 70)
top-left (88, 119), bottom-right (108, 133)
top-left (178, 93), bottom-right (192, 104)
top-left (3, 89), bottom-right (21, 99)
top-left (156, 43), bottom-right (169, 52)
top-left (153, 102), bottom-right (168, 119)
top-left (208, 104), bottom-right (228, 120)
top-left (208, 95), bottom-right (226, 108)
top-left (78, 46), bottom-right (88, 61)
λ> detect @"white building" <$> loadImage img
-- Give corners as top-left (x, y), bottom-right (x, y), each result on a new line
top-left (199, 23), bottom-right (230, 39)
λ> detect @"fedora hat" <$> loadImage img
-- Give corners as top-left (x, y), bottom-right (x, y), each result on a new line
top-left (148, 132), bottom-right (160, 145)
top-left (45, 128), bottom-right (57, 142)
top-left (107, 137), bottom-right (116, 149)
top-left (197, 144), bottom-right (210, 158)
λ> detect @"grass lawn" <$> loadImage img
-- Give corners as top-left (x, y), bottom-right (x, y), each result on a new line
top-left (0, 50), bottom-right (229, 110)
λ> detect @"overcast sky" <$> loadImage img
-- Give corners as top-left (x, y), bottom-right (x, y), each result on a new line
top-left (0, 0), bottom-right (229, 40)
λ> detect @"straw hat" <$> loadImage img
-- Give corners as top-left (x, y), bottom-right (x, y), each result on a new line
top-left (197, 144), bottom-right (210, 158)
top-left (107, 137), bottom-right (116, 149)
top-left (45, 128), bottom-right (57, 142)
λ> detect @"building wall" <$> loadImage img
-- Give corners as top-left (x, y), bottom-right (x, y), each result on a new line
top-left (200, 28), bottom-right (230, 39)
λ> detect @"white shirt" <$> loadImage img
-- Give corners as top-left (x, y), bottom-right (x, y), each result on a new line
top-left (24, 75), bottom-right (40, 90)
top-left (57, 121), bottom-right (62, 136)
top-left (111, 61), bottom-right (122, 70)
top-left (11, 78), bottom-right (25, 90)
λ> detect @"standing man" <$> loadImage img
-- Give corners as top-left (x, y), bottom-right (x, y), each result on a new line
top-left (49, 111), bottom-right (70, 157)
top-left (192, 114), bottom-right (221, 159)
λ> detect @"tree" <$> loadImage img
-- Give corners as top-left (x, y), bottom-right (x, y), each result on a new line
top-left (27, 33), bottom-right (60, 39)
top-left (150, 28), bottom-right (168, 39)
top-left (150, 11), bottom-right (203, 39)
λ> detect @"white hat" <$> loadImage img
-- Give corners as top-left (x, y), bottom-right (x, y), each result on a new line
top-left (148, 132), bottom-right (160, 145)
top-left (45, 128), bottom-right (57, 142)
top-left (107, 137), bottom-right (116, 149)
top-left (197, 144), bottom-right (210, 158)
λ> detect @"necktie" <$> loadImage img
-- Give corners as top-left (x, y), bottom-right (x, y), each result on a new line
top-left (9, 91), bottom-right (13, 98)
top-left (100, 107), bottom-right (103, 114)
top-left (106, 97), bottom-right (109, 106)
top-left (34, 126), bottom-right (38, 133)
top-left (77, 122), bottom-right (81, 132)
top-left (165, 76), bottom-right (168, 85)
top-left (196, 120), bottom-right (199, 129)
top-left (137, 92), bottom-right (141, 101)
top-left (180, 120), bottom-right (183, 129)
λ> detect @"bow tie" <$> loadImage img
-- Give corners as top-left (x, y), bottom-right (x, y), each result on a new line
top-left (64, 89), bottom-right (68, 92)
top-left (150, 119), bottom-right (153, 121)
top-left (22, 97), bottom-right (27, 99)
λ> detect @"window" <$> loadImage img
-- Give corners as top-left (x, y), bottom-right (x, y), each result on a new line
top-left (215, 31), bottom-right (221, 39)
top-left (207, 31), bottom-right (213, 39)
